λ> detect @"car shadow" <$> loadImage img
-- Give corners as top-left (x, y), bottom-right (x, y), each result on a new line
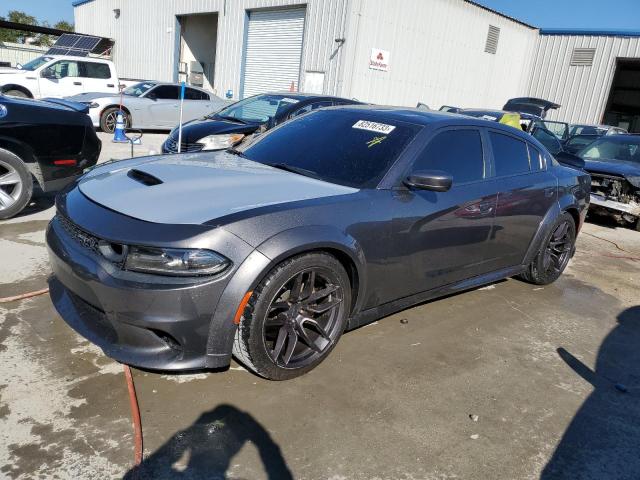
top-left (123, 404), bottom-right (293, 480)
top-left (541, 306), bottom-right (640, 479)
top-left (8, 195), bottom-right (55, 220)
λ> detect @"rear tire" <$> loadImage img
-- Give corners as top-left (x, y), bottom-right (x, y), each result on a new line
top-left (100, 107), bottom-right (130, 133)
top-left (233, 252), bottom-right (351, 380)
top-left (0, 149), bottom-right (33, 220)
top-left (3, 89), bottom-right (28, 98)
top-left (519, 212), bottom-right (576, 285)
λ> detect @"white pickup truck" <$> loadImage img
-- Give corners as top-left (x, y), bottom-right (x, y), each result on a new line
top-left (0, 55), bottom-right (119, 99)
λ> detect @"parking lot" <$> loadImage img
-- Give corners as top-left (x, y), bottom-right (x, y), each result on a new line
top-left (0, 133), bottom-right (638, 479)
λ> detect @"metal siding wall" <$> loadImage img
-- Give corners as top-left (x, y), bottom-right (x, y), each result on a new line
top-left (0, 42), bottom-right (48, 67)
top-left (339, 0), bottom-right (539, 108)
top-left (74, 0), bottom-right (348, 99)
top-left (527, 34), bottom-right (640, 124)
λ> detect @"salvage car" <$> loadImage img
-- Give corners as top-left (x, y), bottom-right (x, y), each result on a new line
top-left (161, 92), bottom-right (361, 153)
top-left (0, 94), bottom-right (100, 219)
top-left (66, 82), bottom-right (229, 133)
top-left (579, 135), bottom-right (640, 230)
top-left (47, 107), bottom-right (589, 380)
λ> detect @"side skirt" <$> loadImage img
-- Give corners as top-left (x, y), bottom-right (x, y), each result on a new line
top-left (347, 265), bottom-right (525, 330)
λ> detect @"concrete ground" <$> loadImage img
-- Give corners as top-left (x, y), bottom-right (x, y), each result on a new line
top-left (1, 140), bottom-right (639, 479)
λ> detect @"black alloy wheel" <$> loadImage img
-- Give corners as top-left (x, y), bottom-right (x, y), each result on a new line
top-left (233, 253), bottom-right (351, 380)
top-left (519, 212), bottom-right (576, 285)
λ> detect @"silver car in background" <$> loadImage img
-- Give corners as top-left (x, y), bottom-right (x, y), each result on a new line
top-left (66, 82), bottom-right (230, 133)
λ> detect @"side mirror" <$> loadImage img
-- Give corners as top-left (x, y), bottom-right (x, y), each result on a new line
top-left (146, 92), bottom-right (157, 100)
top-left (555, 151), bottom-right (585, 170)
top-left (41, 69), bottom-right (55, 79)
top-left (404, 170), bottom-right (453, 192)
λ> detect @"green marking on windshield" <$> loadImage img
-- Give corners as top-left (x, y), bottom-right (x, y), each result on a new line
top-left (366, 136), bottom-right (387, 148)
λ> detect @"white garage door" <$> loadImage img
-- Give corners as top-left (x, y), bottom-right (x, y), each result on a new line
top-left (241, 7), bottom-right (306, 98)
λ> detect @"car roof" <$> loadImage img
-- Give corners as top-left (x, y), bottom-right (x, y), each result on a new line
top-left (325, 104), bottom-right (536, 136)
top-left (46, 55), bottom-right (110, 62)
top-left (260, 92), bottom-right (360, 102)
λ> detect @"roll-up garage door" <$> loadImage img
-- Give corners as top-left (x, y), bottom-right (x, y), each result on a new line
top-left (241, 7), bottom-right (306, 98)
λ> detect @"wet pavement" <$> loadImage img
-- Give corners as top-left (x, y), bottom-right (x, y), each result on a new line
top-left (1, 153), bottom-right (639, 479)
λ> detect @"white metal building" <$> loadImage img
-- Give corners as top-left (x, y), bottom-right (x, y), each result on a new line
top-left (73, 0), bottom-right (640, 131)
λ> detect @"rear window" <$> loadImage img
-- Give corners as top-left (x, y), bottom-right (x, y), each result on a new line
top-left (489, 131), bottom-right (531, 176)
top-left (243, 110), bottom-right (422, 188)
top-left (80, 62), bottom-right (111, 79)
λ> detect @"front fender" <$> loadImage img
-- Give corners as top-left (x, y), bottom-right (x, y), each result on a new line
top-left (256, 225), bottom-right (368, 314)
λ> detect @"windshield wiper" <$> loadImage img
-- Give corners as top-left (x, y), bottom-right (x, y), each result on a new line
top-left (227, 148), bottom-right (247, 158)
top-left (215, 114), bottom-right (247, 124)
top-left (268, 163), bottom-right (320, 179)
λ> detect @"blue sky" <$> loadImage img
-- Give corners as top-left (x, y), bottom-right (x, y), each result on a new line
top-left (1, 0), bottom-right (639, 30)
top-left (473, 0), bottom-right (640, 30)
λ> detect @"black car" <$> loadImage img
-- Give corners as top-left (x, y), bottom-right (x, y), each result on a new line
top-left (48, 107), bottom-right (589, 380)
top-left (578, 135), bottom-right (640, 230)
top-left (161, 92), bottom-right (361, 154)
top-left (563, 133), bottom-right (601, 155)
top-left (0, 95), bottom-right (101, 219)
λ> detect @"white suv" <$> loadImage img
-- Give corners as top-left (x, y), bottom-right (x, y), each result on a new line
top-left (0, 55), bottom-right (119, 99)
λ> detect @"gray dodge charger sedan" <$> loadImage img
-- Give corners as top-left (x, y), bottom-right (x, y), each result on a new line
top-left (47, 106), bottom-right (590, 380)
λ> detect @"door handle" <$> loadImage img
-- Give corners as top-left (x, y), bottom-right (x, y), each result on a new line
top-left (107, 84), bottom-right (114, 87)
top-left (73, 81), bottom-right (82, 86)
top-left (543, 187), bottom-right (555, 198)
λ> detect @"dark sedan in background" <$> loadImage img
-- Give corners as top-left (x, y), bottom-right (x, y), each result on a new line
top-left (48, 107), bottom-right (589, 380)
top-left (161, 92), bottom-right (361, 153)
top-left (0, 94), bottom-right (100, 219)
top-left (579, 135), bottom-right (640, 230)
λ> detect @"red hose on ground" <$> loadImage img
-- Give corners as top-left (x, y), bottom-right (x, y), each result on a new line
top-left (123, 364), bottom-right (143, 466)
top-left (0, 288), bottom-right (49, 304)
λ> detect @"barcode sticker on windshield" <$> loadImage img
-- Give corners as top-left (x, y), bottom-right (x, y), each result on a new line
top-left (352, 120), bottom-right (396, 134)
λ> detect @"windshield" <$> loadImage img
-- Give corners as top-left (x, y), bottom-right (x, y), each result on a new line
top-left (580, 137), bottom-right (640, 163)
top-left (123, 82), bottom-right (156, 97)
top-left (543, 120), bottom-right (569, 140)
top-left (19, 56), bottom-right (53, 71)
top-left (209, 94), bottom-right (300, 123)
top-left (242, 110), bottom-right (422, 188)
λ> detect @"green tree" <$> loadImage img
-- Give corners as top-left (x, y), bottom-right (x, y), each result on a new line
top-left (0, 10), bottom-right (38, 43)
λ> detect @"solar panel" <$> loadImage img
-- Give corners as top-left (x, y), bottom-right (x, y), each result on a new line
top-left (47, 34), bottom-right (102, 56)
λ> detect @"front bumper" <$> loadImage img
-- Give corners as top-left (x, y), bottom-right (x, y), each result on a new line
top-left (47, 216), bottom-right (233, 370)
top-left (590, 193), bottom-right (640, 218)
top-left (45, 190), bottom-right (268, 371)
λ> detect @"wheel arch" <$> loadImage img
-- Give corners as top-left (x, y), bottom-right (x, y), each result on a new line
top-left (0, 141), bottom-right (43, 188)
top-left (1, 84), bottom-right (33, 98)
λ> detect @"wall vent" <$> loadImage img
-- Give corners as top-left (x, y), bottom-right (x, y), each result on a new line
top-left (484, 25), bottom-right (500, 54)
top-left (570, 48), bottom-right (596, 66)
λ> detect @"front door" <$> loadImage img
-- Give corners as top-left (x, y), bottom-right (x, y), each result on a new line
top-left (391, 127), bottom-right (497, 299)
top-left (483, 130), bottom-right (558, 270)
top-left (39, 60), bottom-right (84, 98)
top-left (145, 85), bottom-right (182, 128)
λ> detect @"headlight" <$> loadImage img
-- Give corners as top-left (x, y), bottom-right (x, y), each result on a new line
top-left (88, 102), bottom-right (100, 108)
top-left (196, 133), bottom-right (245, 151)
top-left (124, 246), bottom-right (230, 276)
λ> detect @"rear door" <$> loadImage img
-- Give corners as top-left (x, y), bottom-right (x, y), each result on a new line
top-left (78, 61), bottom-right (118, 94)
top-left (391, 127), bottom-right (498, 297)
top-left (484, 129), bottom-right (557, 270)
top-left (182, 87), bottom-right (212, 121)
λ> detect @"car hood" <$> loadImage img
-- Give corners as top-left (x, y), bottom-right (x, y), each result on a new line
top-left (65, 92), bottom-right (119, 103)
top-left (179, 117), bottom-right (261, 142)
top-left (78, 152), bottom-right (358, 225)
top-left (0, 67), bottom-right (22, 75)
top-left (583, 158), bottom-right (640, 188)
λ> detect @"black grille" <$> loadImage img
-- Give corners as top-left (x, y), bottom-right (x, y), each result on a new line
top-left (164, 136), bottom-right (204, 154)
top-left (57, 214), bottom-right (100, 253)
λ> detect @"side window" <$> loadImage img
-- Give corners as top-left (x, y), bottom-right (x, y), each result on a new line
top-left (80, 62), bottom-right (111, 79)
top-left (185, 88), bottom-right (208, 100)
top-left (531, 125), bottom-right (562, 155)
top-left (45, 60), bottom-right (79, 79)
top-left (290, 101), bottom-right (334, 118)
top-left (528, 144), bottom-right (544, 171)
top-left (489, 132), bottom-right (530, 177)
top-left (150, 85), bottom-right (180, 100)
top-left (412, 129), bottom-right (485, 184)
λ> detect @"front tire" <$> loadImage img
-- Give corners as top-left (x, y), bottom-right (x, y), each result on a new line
top-left (233, 252), bottom-right (351, 380)
top-left (0, 149), bottom-right (33, 220)
top-left (519, 212), bottom-right (576, 285)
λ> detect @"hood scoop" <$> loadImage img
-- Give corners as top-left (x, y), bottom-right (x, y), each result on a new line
top-left (127, 168), bottom-right (163, 186)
